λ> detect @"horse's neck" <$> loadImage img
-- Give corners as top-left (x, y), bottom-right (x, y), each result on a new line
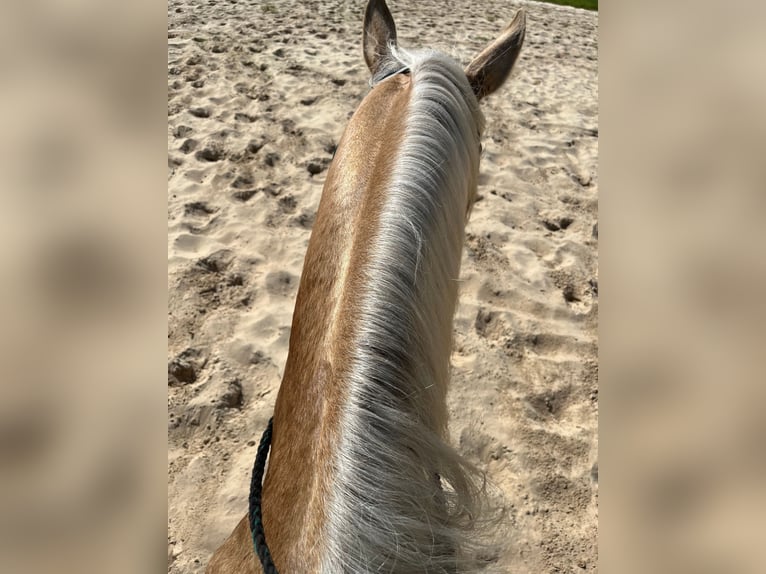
top-left (263, 59), bottom-right (480, 572)
top-left (260, 73), bottom-right (414, 573)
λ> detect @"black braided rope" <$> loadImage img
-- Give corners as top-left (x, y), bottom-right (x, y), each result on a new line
top-left (249, 417), bottom-right (279, 574)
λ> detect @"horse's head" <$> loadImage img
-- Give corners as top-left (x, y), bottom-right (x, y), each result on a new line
top-left (364, 0), bottom-right (526, 101)
top-left (360, 0), bottom-right (526, 217)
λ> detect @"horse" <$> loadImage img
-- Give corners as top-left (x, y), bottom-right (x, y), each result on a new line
top-left (206, 1), bottom-right (525, 572)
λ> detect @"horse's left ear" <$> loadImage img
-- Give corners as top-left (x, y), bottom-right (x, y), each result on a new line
top-left (465, 9), bottom-right (526, 101)
top-left (363, 0), bottom-right (398, 76)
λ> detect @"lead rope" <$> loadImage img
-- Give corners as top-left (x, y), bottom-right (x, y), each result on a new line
top-left (249, 417), bottom-right (279, 574)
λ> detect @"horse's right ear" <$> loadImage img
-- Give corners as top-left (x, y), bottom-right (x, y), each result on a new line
top-left (363, 0), bottom-right (398, 76)
top-left (465, 9), bottom-right (526, 101)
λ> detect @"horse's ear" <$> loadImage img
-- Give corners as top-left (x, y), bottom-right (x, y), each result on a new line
top-left (363, 0), bottom-right (398, 76)
top-left (465, 9), bottom-right (526, 101)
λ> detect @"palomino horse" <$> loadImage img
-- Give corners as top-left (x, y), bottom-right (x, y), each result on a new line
top-left (206, 1), bottom-right (525, 572)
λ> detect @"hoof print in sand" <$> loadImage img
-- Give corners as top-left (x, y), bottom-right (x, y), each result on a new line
top-left (184, 201), bottom-right (217, 216)
top-left (264, 271), bottom-right (296, 297)
top-left (562, 283), bottom-right (581, 304)
top-left (180, 139), bottom-right (198, 154)
top-left (278, 195), bottom-right (297, 213)
top-left (474, 308), bottom-right (496, 337)
top-left (542, 216), bottom-right (573, 232)
top-left (293, 211), bottom-right (315, 229)
top-left (246, 140), bottom-right (265, 154)
top-left (231, 189), bottom-right (258, 202)
top-left (195, 146), bottom-right (225, 162)
top-left (173, 125), bottom-right (193, 139)
top-left (526, 386), bottom-right (573, 421)
top-left (264, 152), bottom-right (280, 167)
top-left (306, 157), bottom-right (330, 176)
top-left (195, 250), bottom-right (233, 274)
top-left (232, 174), bottom-right (254, 188)
top-left (168, 357), bottom-right (196, 386)
top-left (218, 380), bottom-right (243, 409)
top-left (234, 112), bottom-right (257, 123)
top-left (168, 348), bottom-right (207, 386)
top-left (189, 107), bottom-right (211, 118)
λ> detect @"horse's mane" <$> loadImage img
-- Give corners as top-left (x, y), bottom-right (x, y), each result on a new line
top-left (321, 47), bottom-right (503, 573)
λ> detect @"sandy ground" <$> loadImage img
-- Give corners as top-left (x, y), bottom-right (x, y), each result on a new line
top-left (168, 0), bottom-right (598, 572)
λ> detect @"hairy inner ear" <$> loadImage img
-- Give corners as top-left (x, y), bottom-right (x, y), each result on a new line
top-left (363, 0), bottom-right (398, 75)
top-left (465, 9), bottom-right (526, 100)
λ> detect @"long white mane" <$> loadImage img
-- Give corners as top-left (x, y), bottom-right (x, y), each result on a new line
top-left (321, 46), bottom-right (501, 573)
